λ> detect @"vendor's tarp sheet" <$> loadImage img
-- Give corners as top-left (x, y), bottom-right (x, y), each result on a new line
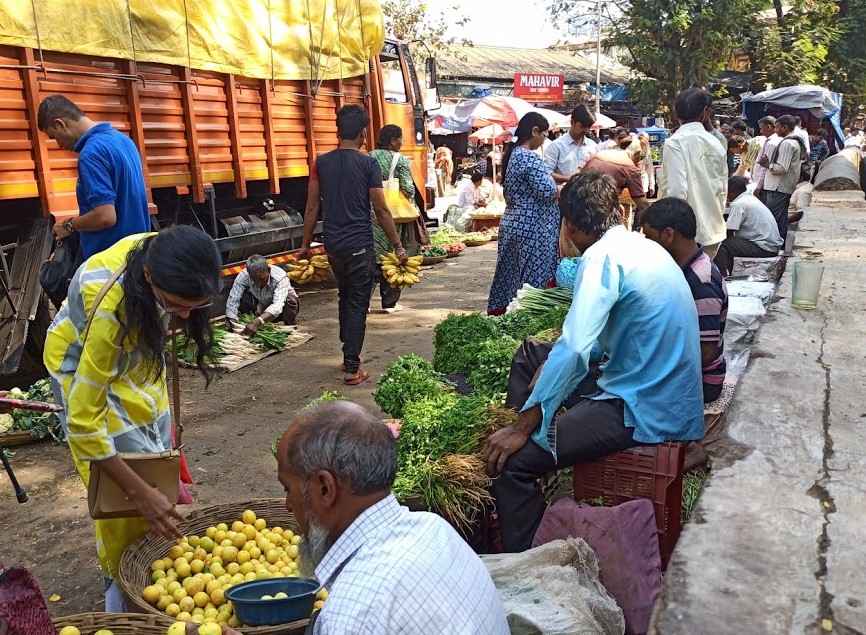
top-left (0, 0), bottom-right (384, 81)
top-left (741, 85), bottom-right (845, 146)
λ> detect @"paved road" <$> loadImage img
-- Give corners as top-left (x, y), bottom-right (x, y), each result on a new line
top-left (651, 191), bottom-right (866, 635)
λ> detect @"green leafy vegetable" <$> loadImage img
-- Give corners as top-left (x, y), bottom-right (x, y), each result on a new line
top-left (374, 355), bottom-right (448, 418)
top-left (2, 379), bottom-right (64, 442)
top-left (433, 313), bottom-right (500, 375)
top-left (467, 336), bottom-right (521, 397)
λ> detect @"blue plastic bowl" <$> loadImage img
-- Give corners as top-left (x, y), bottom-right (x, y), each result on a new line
top-left (225, 578), bottom-right (319, 626)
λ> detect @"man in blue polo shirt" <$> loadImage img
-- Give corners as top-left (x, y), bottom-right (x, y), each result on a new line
top-left (483, 170), bottom-right (705, 552)
top-left (37, 95), bottom-right (151, 259)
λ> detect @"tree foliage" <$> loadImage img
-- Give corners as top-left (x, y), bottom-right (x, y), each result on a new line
top-left (380, 0), bottom-right (470, 58)
top-left (745, 0), bottom-right (839, 88)
top-left (548, 0), bottom-right (762, 114)
top-left (824, 0), bottom-right (866, 114)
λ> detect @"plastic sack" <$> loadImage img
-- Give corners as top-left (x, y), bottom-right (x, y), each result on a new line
top-left (481, 538), bottom-right (625, 635)
top-left (724, 295), bottom-right (766, 359)
top-left (443, 205), bottom-right (474, 232)
top-left (725, 279), bottom-right (776, 308)
top-left (556, 257), bottom-right (582, 288)
top-left (731, 256), bottom-right (783, 282)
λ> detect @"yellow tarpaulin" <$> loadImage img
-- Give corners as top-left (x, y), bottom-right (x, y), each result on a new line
top-left (0, 0), bottom-right (385, 81)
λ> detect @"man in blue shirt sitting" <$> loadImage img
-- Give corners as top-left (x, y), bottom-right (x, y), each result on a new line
top-left (38, 95), bottom-right (151, 259)
top-left (483, 170), bottom-right (706, 553)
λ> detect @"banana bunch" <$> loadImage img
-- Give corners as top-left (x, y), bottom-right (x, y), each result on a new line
top-left (288, 255), bottom-right (331, 285)
top-left (380, 253), bottom-right (423, 289)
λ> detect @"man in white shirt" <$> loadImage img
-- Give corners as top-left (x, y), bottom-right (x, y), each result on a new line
top-left (751, 116), bottom-right (779, 191)
top-left (658, 88), bottom-right (728, 258)
top-left (225, 254), bottom-right (299, 331)
top-left (756, 115), bottom-right (802, 241)
top-left (714, 177), bottom-right (783, 275)
top-left (844, 127), bottom-right (865, 149)
top-left (793, 115), bottom-right (811, 157)
top-left (544, 104), bottom-right (598, 183)
top-left (455, 171), bottom-right (486, 209)
top-left (276, 401), bottom-right (510, 635)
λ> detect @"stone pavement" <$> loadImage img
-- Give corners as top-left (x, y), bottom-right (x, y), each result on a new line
top-left (650, 191), bottom-right (866, 635)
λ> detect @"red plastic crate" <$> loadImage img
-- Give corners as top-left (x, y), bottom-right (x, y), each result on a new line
top-left (572, 442), bottom-right (685, 568)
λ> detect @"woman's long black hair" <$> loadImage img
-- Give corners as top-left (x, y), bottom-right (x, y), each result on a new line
top-left (501, 112), bottom-right (549, 183)
top-left (121, 226), bottom-right (222, 384)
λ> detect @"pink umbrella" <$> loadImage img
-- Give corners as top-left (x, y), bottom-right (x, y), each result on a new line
top-left (455, 95), bottom-right (568, 129)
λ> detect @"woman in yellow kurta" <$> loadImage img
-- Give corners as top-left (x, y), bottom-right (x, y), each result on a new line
top-left (44, 226), bottom-right (221, 611)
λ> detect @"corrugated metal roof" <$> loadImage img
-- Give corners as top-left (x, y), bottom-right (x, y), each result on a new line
top-left (437, 44), bottom-right (631, 85)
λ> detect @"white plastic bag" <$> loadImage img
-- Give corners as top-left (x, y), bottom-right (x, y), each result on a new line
top-left (481, 538), bottom-right (625, 635)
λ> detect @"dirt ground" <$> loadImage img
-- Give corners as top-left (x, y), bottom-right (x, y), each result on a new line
top-left (0, 242), bottom-right (498, 615)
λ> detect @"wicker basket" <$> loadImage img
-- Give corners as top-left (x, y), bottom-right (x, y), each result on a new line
top-left (0, 431), bottom-right (43, 447)
top-left (119, 499), bottom-right (307, 635)
top-left (52, 612), bottom-right (174, 635)
top-left (421, 255), bottom-right (447, 266)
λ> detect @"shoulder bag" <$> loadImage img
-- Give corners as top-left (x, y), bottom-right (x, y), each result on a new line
top-left (84, 263), bottom-right (181, 519)
top-left (39, 234), bottom-right (83, 310)
top-left (383, 152), bottom-right (420, 223)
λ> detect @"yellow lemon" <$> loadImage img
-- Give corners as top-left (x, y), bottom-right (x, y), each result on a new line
top-left (290, 535), bottom-right (301, 546)
top-left (192, 607), bottom-right (204, 616)
top-left (253, 518), bottom-right (266, 531)
top-left (228, 616), bottom-right (240, 628)
top-left (214, 530), bottom-right (227, 544)
top-left (260, 594), bottom-right (274, 600)
top-left (152, 570), bottom-right (166, 582)
top-left (199, 537), bottom-right (215, 553)
top-left (221, 546), bottom-right (238, 564)
top-left (200, 573), bottom-right (214, 585)
top-left (244, 572), bottom-right (256, 582)
top-left (203, 607), bottom-right (219, 620)
top-left (231, 521), bottom-right (245, 533)
top-left (210, 587), bottom-right (226, 607)
top-left (230, 533), bottom-right (246, 549)
top-left (205, 526), bottom-right (217, 539)
top-left (274, 592), bottom-right (289, 599)
top-left (193, 548), bottom-right (207, 561)
top-left (209, 563), bottom-right (225, 578)
top-left (286, 545), bottom-right (299, 559)
top-left (142, 585), bottom-right (162, 605)
top-left (316, 588), bottom-right (328, 601)
top-left (165, 603), bottom-right (181, 618)
top-left (198, 622), bottom-right (222, 635)
top-left (151, 559), bottom-right (167, 572)
top-left (241, 509), bottom-right (257, 524)
top-left (59, 628), bottom-right (81, 635)
top-left (157, 595), bottom-right (174, 611)
top-left (264, 549), bottom-right (279, 564)
top-left (282, 529), bottom-right (294, 541)
top-left (194, 591), bottom-right (210, 608)
top-left (167, 581), bottom-right (182, 593)
top-left (271, 526), bottom-right (283, 536)
top-left (167, 622), bottom-right (187, 635)
top-left (188, 536), bottom-right (201, 548)
top-left (172, 588), bottom-right (188, 603)
top-left (191, 614), bottom-right (204, 624)
top-left (93, 630), bottom-right (114, 635)
top-left (241, 524), bottom-right (257, 540)
top-left (178, 596), bottom-right (195, 613)
top-left (255, 570), bottom-right (271, 580)
top-left (176, 612), bottom-right (192, 622)
top-left (248, 546), bottom-right (261, 560)
top-left (175, 562), bottom-right (191, 579)
top-left (313, 600), bottom-right (325, 611)
top-left (190, 559), bottom-right (205, 575)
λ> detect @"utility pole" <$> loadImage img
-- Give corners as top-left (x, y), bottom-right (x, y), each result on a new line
top-left (595, 0), bottom-right (602, 117)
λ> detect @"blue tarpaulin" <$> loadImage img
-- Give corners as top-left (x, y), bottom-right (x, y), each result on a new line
top-left (741, 85), bottom-right (845, 147)
top-left (587, 85), bottom-right (631, 102)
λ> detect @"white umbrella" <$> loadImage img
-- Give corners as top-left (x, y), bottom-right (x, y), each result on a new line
top-left (469, 124), bottom-right (512, 144)
top-left (591, 113), bottom-right (617, 130)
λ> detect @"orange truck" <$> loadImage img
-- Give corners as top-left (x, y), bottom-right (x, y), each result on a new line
top-left (0, 0), bottom-right (436, 376)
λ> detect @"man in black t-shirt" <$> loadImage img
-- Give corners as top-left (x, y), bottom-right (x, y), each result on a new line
top-left (300, 105), bottom-right (407, 385)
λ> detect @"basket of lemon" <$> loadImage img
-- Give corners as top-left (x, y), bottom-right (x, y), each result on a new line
top-left (119, 500), bottom-right (312, 634)
top-left (53, 613), bottom-right (174, 635)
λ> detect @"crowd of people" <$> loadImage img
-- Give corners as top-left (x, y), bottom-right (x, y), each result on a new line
top-left (8, 82), bottom-right (862, 634)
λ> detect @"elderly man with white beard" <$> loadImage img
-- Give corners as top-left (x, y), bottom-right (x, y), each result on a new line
top-left (274, 400), bottom-right (509, 635)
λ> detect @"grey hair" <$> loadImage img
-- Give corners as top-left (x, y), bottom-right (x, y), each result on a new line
top-left (284, 401), bottom-right (397, 496)
top-left (246, 254), bottom-right (269, 276)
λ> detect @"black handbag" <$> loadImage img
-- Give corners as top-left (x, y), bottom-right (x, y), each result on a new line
top-left (39, 234), bottom-right (83, 309)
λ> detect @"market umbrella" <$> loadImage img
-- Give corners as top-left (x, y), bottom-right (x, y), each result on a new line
top-left (469, 124), bottom-right (512, 144)
top-left (454, 95), bottom-right (568, 129)
top-left (591, 112), bottom-right (617, 130)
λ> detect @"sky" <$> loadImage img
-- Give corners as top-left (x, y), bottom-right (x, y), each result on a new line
top-left (423, 0), bottom-right (565, 49)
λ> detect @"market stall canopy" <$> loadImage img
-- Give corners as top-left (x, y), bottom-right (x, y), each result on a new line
top-left (741, 85), bottom-right (845, 145)
top-left (470, 124), bottom-right (513, 144)
top-left (453, 95), bottom-right (568, 129)
top-left (0, 0), bottom-right (384, 81)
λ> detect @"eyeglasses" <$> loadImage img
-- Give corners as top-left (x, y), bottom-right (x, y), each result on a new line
top-left (153, 286), bottom-right (213, 315)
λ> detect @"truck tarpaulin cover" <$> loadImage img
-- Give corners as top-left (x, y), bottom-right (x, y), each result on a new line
top-left (0, 0), bottom-right (385, 81)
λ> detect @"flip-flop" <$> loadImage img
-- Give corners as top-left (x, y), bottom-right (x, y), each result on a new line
top-left (343, 369), bottom-right (370, 385)
top-left (340, 358), bottom-right (364, 372)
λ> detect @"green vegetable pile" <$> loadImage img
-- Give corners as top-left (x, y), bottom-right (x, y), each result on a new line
top-left (420, 246), bottom-right (447, 258)
top-left (0, 379), bottom-right (64, 442)
top-left (374, 355), bottom-right (448, 418)
top-left (240, 313), bottom-right (290, 351)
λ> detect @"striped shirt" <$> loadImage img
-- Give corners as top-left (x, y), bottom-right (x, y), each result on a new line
top-left (225, 266), bottom-right (295, 321)
top-left (764, 135), bottom-right (803, 195)
top-left (314, 495), bottom-right (509, 635)
top-left (44, 233), bottom-right (172, 463)
top-left (683, 248), bottom-right (728, 394)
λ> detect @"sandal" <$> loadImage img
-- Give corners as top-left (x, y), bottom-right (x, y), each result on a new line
top-left (343, 369), bottom-right (370, 385)
top-left (340, 358), bottom-right (364, 373)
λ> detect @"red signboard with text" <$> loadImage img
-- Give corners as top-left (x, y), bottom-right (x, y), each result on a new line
top-left (513, 73), bottom-right (565, 102)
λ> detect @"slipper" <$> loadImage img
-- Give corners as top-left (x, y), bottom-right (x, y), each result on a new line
top-left (340, 358), bottom-right (364, 372)
top-left (344, 369), bottom-right (370, 385)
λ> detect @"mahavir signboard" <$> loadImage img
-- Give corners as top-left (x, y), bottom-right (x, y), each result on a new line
top-left (513, 73), bottom-right (565, 102)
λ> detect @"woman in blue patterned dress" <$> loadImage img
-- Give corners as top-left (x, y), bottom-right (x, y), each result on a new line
top-left (487, 112), bottom-right (559, 314)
